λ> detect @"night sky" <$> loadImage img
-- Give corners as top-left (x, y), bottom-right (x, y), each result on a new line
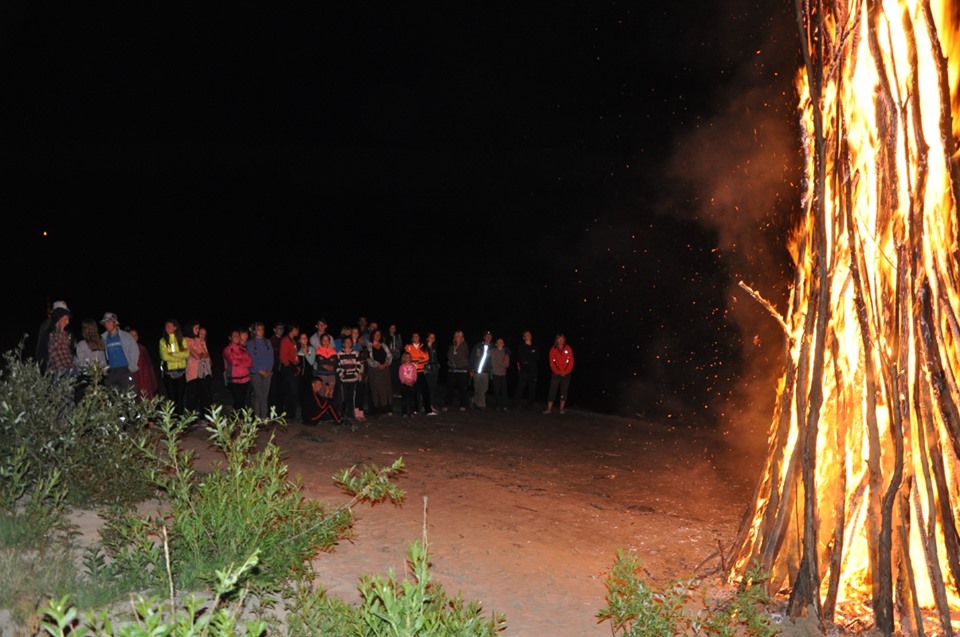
top-left (2, 2), bottom-right (803, 430)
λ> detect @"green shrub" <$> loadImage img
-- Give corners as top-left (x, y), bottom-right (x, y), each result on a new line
top-left (0, 446), bottom-right (68, 548)
top-left (597, 550), bottom-right (779, 637)
top-left (0, 345), bottom-right (159, 507)
top-left (99, 405), bottom-right (402, 596)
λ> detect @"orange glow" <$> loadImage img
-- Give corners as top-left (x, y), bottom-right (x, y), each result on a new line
top-left (731, 0), bottom-right (960, 632)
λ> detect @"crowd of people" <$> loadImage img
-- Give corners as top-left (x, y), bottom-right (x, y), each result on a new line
top-left (34, 303), bottom-right (576, 425)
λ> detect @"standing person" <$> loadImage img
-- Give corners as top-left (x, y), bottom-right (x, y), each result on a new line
top-left (246, 321), bottom-right (275, 420)
top-left (397, 352), bottom-right (418, 417)
top-left (76, 318), bottom-right (107, 371)
top-left (544, 333), bottom-right (575, 415)
top-left (513, 330), bottom-right (540, 409)
top-left (423, 332), bottom-right (442, 414)
top-left (35, 300), bottom-right (70, 373)
top-left (223, 328), bottom-right (253, 412)
top-left (313, 332), bottom-right (339, 401)
top-left (365, 328), bottom-right (394, 416)
top-left (308, 318), bottom-right (329, 350)
top-left (336, 335), bottom-right (365, 422)
top-left (267, 321), bottom-right (285, 415)
top-left (469, 330), bottom-right (494, 410)
top-left (45, 305), bottom-right (76, 376)
top-left (445, 330), bottom-right (470, 411)
top-left (404, 332), bottom-right (436, 415)
top-left (296, 331), bottom-right (316, 423)
top-left (184, 321), bottom-right (213, 418)
top-left (386, 324), bottom-right (403, 396)
top-left (489, 337), bottom-right (511, 412)
top-left (276, 323), bottom-right (301, 422)
top-left (159, 319), bottom-right (190, 414)
top-left (100, 312), bottom-right (139, 391)
top-left (128, 327), bottom-right (159, 401)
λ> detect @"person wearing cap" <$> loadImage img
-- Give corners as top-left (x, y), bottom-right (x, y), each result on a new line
top-left (99, 312), bottom-right (139, 391)
top-left (45, 305), bottom-right (76, 376)
top-left (35, 299), bottom-right (70, 372)
top-left (468, 330), bottom-right (494, 410)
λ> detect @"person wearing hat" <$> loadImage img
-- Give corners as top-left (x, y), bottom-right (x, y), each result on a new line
top-left (45, 305), bottom-right (76, 376)
top-left (468, 330), bottom-right (494, 410)
top-left (99, 312), bottom-right (139, 391)
top-left (35, 299), bottom-right (70, 372)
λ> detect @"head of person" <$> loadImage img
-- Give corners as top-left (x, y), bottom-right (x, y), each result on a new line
top-left (523, 330), bottom-right (532, 343)
top-left (286, 323), bottom-right (300, 338)
top-left (482, 330), bottom-right (492, 344)
top-left (229, 329), bottom-right (241, 344)
top-left (239, 328), bottom-right (250, 344)
top-left (128, 327), bottom-right (140, 342)
top-left (555, 333), bottom-right (566, 347)
top-left (273, 322), bottom-right (284, 337)
top-left (371, 329), bottom-right (382, 344)
top-left (496, 338), bottom-right (505, 349)
top-left (321, 333), bottom-right (332, 348)
top-left (316, 318), bottom-right (328, 333)
top-left (81, 318), bottom-right (100, 342)
top-left (252, 322), bottom-right (266, 338)
top-left (341, 335), bottom-right (353, 351)
top-left (410, 332), bottom-right (421, 344)
top-left (453, 330), bottom-right (464, 344)
top-left (426, 332), bottom-right (436, 345)
top-left (51, 307), bottom-right (70, 331)
top-left (100, 312), bottom-right (119, 334)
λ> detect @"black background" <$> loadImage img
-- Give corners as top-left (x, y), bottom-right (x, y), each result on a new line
top-left (2, 2), bottom-right (803, 430)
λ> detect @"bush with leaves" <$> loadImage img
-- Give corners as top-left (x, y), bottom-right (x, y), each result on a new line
top-left (99, 404), bottom-right (406, 596)
top-left (597, 549), bottom-right (779, 637)
top-left (0, 344), bottom-right (159, 506)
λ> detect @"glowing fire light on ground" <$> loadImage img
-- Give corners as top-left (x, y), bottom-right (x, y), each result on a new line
top-left (730, 0), bottom-right (960, 634)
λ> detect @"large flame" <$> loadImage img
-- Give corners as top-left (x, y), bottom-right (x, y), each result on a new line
top-left (731, 0), bottom-right (960, 633)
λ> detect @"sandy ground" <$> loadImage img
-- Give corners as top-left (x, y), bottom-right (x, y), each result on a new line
top-left (188, 406), bottom-right (760, 636)
top-left (25, 406), bottom-right (784, 636)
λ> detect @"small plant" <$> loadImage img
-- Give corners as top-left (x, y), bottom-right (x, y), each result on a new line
top-left (101, 404), bottom-right (405, 596)
top-left (597, 549), bottom-right (780, 636)
top-left (352, 539), bottom-right (507, 636)
top-left (0, 446), bottom-right (68, 548)
top-left (38, 553), bottom-right (268, 637)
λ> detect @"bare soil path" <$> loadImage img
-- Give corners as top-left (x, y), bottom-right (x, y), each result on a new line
top-left (177, 407), bottom-right (758, 636)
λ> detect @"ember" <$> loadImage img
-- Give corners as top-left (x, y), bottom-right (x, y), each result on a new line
top-left (730, 0), bottom-right (960, 634)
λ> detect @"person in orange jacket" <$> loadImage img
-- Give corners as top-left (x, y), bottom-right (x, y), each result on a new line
top-left (543, 333), bottom-right (574, 415)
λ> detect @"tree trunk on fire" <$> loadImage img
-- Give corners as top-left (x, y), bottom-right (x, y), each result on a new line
top-left (730, 0), bottom-right (960, 635)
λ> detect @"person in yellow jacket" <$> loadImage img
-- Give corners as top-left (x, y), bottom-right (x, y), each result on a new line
top-left (159, 319), bottom-right (190, 415)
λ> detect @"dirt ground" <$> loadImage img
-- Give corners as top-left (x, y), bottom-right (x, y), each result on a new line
top-left (173, 405), bottom-right (766, 636)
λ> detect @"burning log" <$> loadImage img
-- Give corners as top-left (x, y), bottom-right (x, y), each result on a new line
top-left (729, 0), bottom-right (960, 634)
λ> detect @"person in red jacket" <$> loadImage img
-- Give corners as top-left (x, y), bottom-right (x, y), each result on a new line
top-left (543, 333), bottom-right (574, 415)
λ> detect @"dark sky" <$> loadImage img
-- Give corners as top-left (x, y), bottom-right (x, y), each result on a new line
top-left (2, 2), bottom-right (802, 425)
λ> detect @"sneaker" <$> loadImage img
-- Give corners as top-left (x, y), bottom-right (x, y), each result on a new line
top-left (459, 406), bottom-right (467, 412)
top-left (559, 409), bottom-right (566, 415)
top-left (426, 411), bottom-right (438, 417)
top-left (431, 407), bottom-right (441, 414)
top-left (542, 409), bottom-right (552, 415)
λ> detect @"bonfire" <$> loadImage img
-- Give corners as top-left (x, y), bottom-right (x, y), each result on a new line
top-left (730, 0), bottom-right (960, 634)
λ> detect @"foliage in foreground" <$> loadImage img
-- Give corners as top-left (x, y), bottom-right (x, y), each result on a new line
top-left (96, 404), bottom-right (397, 595)
top-left (597, 549), bottom-right (780, 637)
top-left (0, 344), bottom-right (159, 506)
